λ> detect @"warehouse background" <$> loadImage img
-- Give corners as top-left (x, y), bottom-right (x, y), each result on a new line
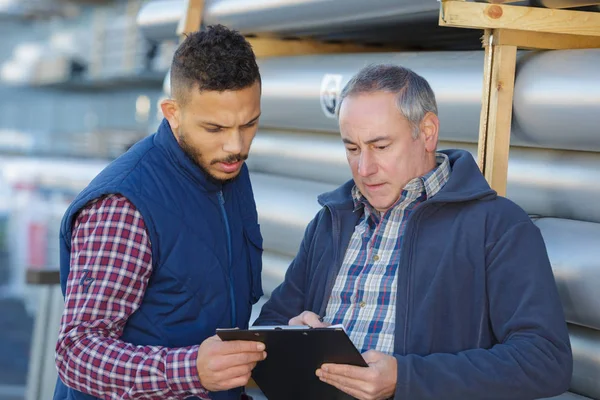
top-left (0, 1), bottom-right (599, 399)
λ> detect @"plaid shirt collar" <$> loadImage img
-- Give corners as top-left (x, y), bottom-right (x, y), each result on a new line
top-left (352, 152), bottom-right (451, 213)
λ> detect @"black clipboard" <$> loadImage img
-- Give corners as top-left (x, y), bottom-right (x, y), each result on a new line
top-left (217, 326), bottom-right (367, 400)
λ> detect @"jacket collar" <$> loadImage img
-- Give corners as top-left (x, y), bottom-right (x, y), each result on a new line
top-left (154, 118), bottom-right (222, 193)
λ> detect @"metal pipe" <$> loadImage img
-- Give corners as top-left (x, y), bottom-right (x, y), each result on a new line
top-left (137, 0), bottom-right (442, 42)
top-left (248, 131), bottom-right (600, 224)
top-left (137, 1), bottom-right (598, 44)
top-left (262, 251), bottom-right (293, 297)
top-left (136, 1), bottom-right (186, 42)
top-left (254, 50), bottom-right (600, 153)
top-left (250, 172), bottom-right (335, 256)
top-left (513, 50), bottom-right (600, 152)
top-left (569, 324), bottom-right (600, 399)
top-left (203, 0), bottom-right (439, 36)
top-left (536, 219), bottom-right (600, 331)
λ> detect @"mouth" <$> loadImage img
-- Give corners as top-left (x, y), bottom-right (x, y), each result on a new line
top-left (218, 160), bottom-right (243, 174)
top-left (364, 182), bottom-right (386, 191)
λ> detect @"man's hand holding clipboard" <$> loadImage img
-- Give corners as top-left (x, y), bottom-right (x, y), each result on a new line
top-left (217, 311), bottom-right (368, 400)
top-left (290, 311), bottom-right (398, 400)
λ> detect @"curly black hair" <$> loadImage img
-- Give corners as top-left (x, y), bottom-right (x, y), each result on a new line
top-left (170, 24), bottom-right (260, 104)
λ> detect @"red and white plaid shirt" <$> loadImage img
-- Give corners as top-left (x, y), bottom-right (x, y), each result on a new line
top-left (55, 194), bottom-right (210, 400)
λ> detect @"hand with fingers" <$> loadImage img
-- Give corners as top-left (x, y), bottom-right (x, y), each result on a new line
top-left (316, 349), bottom-right (397, 400)
top-left (288, 310), bottom-right (331, 328)
top-left (196, 335), bottom-right (267, 392)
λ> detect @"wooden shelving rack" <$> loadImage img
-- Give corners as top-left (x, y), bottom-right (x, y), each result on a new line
top-left (439, 0), bottom-right (600, 195)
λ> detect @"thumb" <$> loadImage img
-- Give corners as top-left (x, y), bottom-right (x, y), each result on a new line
top-left (362, 349), bottom-right (383, 364)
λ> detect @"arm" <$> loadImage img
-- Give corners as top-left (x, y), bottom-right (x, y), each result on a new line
top-left (320, 221), bottom-right (572, 400)
top-left (55, 195), bottom-right (208, 399)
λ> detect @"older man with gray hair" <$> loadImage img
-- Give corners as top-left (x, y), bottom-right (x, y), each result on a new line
top-left (255, 64), bottom-right (572, 400)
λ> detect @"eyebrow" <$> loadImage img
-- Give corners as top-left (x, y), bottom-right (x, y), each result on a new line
top-left (342, 135), bottom-right (392, 145)
top-left (199, 113), bottom-right (261, 129)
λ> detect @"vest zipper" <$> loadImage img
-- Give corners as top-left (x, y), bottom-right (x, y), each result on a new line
top-left (217, 190), bottom-right (236, 327)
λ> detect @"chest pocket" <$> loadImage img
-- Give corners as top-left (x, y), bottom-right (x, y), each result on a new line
top-left (244, 223), bottom-right (264, 304)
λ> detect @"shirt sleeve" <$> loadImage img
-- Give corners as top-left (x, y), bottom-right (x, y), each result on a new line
top-left (55, 194), bottom-right (210, 399)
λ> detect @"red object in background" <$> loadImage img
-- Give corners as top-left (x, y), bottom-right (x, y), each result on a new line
top-left (28, 222), bottom-right (47, 269)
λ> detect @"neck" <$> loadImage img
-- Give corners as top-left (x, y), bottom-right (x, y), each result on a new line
top-left (418, 153), bottom-right (437, 177)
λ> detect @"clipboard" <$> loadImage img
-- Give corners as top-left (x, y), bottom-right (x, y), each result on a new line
top-left (217, 325), bottom-right (367, 400)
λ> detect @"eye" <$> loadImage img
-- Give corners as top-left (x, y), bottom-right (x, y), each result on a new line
top-left (242, 122), bottom-right (257, 130)
top-left (376, 145), bottom-right (388, 150)
top-left (346, 147), bottom-right (359, 153)
top-left (205, 127), bottom-right (222, 133)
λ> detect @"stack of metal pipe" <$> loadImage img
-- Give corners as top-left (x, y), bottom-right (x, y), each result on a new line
top-left (138, 1), bottom-right (600, 398)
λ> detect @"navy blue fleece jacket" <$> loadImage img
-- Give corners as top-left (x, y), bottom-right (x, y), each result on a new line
top-left (255, 149), bottom-right (572, 400)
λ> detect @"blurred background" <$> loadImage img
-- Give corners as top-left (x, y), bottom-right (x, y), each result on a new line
top-left (0, 0), bottom-right (599, 399)
top-left (0, 1), bottom-right (168, 399)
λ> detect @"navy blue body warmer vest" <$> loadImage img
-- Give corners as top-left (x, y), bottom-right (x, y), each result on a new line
top-left (53, 119), bottom-right (263, 400)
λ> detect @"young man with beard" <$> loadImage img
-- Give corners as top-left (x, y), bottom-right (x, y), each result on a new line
top-left (54, 25), bottom-right (265, 400)
top-left (255, 64), bottom-right (572, 400)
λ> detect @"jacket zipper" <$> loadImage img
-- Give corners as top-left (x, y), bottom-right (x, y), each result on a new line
top-left (399, 201), bottom-right (443, 354)
top-left (217, 190), bottom-right (236, 327)
top-left (318, 205), bottom-right (342, 318)
top-left (399, 208), bottom-right (424, 355)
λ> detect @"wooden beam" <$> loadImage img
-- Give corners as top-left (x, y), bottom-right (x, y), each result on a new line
top-left (440, 1), bottom-right (600, 37)
top-left (494, 29), bottom-right (600, 49)
top-left (477, 30), bottom-right (493, 173)
top-left (177, 0), bottom-right (204, 37)
top-left (478, 31), bottom-right (517, 196)
top-left (248, 37), bottom-right (397, 58)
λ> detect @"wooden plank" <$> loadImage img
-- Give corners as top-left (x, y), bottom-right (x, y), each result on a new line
top-left (495, 29), bottom-right (600, 49)
top-left (481, 41), bottom-right (517, 196)
top-left (248, 37), bottom-right (397, 58)
top-left (440, 1), bottom-right (600, 37)
top-left (477, 29), bottom-right (494, 173)
top-left (539, 0), bottom-right (600, 8)
top-left (177, 0), bottom-right (204, 37)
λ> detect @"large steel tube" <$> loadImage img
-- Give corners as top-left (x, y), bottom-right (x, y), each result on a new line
top-left (136, 0), bottom-right (186, 42)
top-left (136, 0), bottom-right (482, 47)
top-left (536, 219), bottom-right (600, 331)
top-left (140, 1), bottom-right (600, 47)
top-left (256, 51), bottom-right (484, 143)
top-left (254, 50), bottom-right (600, 153)
top-left (250, 172), bottom-right (335, 256)
top-left (569, 325), bottom-right (600, 399)
top-left (513, 49), bottom-right (600, 152)
top-left (248, 131), bottom-right (600, 224)
top-left (262, 251), bottom-right (293, 297)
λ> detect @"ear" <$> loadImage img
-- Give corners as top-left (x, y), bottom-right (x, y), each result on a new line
top-left (420, 112), bottom-right (439, 153)
top-left (160, 99), bottom-right (181, 132)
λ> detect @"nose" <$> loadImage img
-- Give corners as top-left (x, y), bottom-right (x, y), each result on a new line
top-left (223, 130), bottom-right (243, 155)
top-left (357, 150), bottom-right (377, 177)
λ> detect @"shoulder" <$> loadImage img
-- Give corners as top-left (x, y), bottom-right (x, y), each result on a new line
top-left (476, 195), bottom-right (537, 243)
top-left (73, 194), bottom-right (147, 235)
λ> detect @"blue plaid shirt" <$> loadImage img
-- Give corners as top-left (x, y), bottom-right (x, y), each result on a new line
top-left (324, 153), bottom-right (451, 354)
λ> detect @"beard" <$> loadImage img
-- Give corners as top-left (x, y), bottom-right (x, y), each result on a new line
top-left (178, 130), bottom-right (248, 185)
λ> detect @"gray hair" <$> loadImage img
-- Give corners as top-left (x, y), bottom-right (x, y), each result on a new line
top-left (337, 64), bottom-right (438, 138)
